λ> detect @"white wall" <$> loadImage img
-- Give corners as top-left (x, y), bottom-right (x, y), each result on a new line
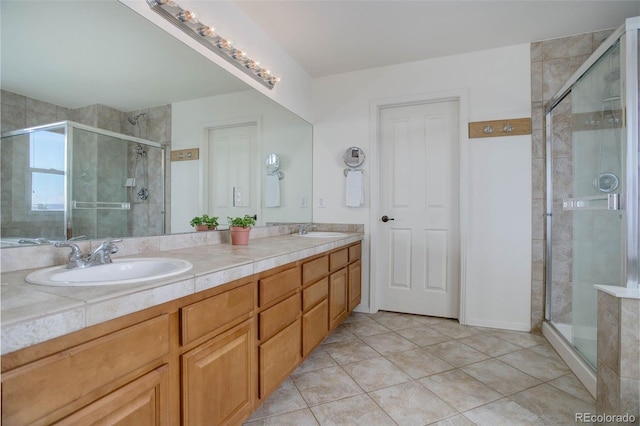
top-left (312, 44), bottom-right (532, 330)
top-left (171, 91), bottom-right (312, 233)
top-left (121, 0), bottom-right (313, 122)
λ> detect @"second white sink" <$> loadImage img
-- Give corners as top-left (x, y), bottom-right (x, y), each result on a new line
top-left (296, 232), bottom-right (348, 238)
top-left (25, 258), bottom-right (193, 287)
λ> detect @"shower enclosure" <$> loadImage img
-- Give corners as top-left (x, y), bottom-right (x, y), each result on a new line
top-left (546, 17), bottom-right (638, 372)
top-left (1, 121), bottom-right (164, 244)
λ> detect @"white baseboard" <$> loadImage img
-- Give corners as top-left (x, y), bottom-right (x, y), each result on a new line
top-left (542, 321), bottom-right (597, 398)
top-left (464, 318), bottom-right (531, 332)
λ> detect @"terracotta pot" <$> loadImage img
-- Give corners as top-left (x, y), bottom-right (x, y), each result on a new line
top-left (230, 226), bottom-right (251, 245)
top-left (194, 225), bottom-right (216, 231)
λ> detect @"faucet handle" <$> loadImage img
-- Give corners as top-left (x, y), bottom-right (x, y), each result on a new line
top-left (101, 238), bottom-right (122, 255)
top-left (54, 242), bottom-right (84, 262)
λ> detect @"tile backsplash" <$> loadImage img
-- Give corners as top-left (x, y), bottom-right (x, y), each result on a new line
top-left (0, 223), bottom-right (364, 273)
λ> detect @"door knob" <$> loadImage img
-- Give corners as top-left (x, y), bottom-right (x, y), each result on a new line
top-left (381, 215), bottom-right (395, 222)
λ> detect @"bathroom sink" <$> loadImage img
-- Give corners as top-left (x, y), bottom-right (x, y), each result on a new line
top-left (296, 232), bottom-right (348, 238)
top-left (25, 258), bottom-right (193, 287)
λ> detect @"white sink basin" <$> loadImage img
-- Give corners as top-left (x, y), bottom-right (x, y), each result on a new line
top-left (25, 258), bottom-right (193, 287)
top-left (296, 232), bottom-right (348, 238)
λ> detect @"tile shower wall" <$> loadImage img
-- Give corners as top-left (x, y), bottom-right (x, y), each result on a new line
top-left (0, 90), bottom-right (172, 237)
top-left (529, 30), bottom-right (614, 331)
top-left (596, 292), bottom-right (640, 419)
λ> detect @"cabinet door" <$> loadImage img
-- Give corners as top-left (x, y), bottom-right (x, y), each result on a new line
top-left (329, 268), bottom-right (348, 330)
top-left (259, 319), bottom-right (301, 399)
top-left (348, 260), bottom-right (362, 312)
top-left (182, 320), bottom-right (254, 426)
top-left (302, 298), bottom-right (329, 356)
top-left (55, 365), bottom-right (169, 426)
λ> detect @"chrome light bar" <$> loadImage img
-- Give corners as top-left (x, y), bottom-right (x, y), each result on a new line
top-left (147, 0), bottom-right (280, 89)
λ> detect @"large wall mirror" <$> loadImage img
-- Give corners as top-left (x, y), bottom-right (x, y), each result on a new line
top-left (0, 0), bottom-right (312, 247)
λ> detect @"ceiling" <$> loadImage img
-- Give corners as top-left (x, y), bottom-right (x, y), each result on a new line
top-left (235, 0), bottom-right (640, 77)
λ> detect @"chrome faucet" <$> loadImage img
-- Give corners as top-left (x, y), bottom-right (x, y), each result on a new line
top-left (55, 238), bottom-right (122, 269)
top-left (85, 239), bottom-right (121, 266)
top-left (298, 224), bottom-right (316, 235)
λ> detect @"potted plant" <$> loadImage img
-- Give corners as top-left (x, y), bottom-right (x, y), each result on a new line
top-left (227, 215), bottom-right (256, 245)
top-left (189, 214), bottom-right (219, 231)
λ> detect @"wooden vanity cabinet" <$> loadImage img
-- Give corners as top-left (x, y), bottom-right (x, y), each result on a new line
top-left (257, 266), bottom-right (302, 400)
top-left (329, 267), bottom-right (349, 330)
top-left (54, 364), bottom-right (169, 426)
top-left (328, 242), bottom-right (362, 330)
top-left (348, 244), bottom-right (362, 312)
top-left (182, 319), bottom-right (254, 425)
top-left (180, 281), bottom-right (257, 426)
top-left (1, 315), bottom-right (171, 425)
top-left (301, 256), bottom-right (330, 356)
top-left (1, 240), bottom-right (362, 426)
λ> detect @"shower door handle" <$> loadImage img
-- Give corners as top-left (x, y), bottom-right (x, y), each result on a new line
top-left (562, 193), bottom-right (621, 211)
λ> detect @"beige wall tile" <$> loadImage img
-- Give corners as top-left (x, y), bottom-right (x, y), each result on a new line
top-left (620, 299), bottom-right (640, 380)
top-left (542, 33), bottom-right (592, 61)
top-left (597, 291), bottom-right (621, 374)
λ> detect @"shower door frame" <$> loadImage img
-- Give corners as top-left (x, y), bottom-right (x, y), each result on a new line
top-left (544, 19), bottom-right (639, 321)
top-left (64, 121), bottom-right (166, 240)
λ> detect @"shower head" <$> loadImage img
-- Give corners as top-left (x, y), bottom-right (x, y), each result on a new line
top-left (127, 113), bottom-right (147, 125)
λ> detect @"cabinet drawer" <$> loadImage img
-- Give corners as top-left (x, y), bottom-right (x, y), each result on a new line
top-left (181, 283), bottom-right (255, 345)
top-left (259, 266), bottom-right (301, 307)
top-left (349, 243), bottom-right (361, 261)
top-left (259, 293), bottom-right (300, 341)
top-left (330, 249), bottom-right (349, 271)
top-left (302, 256), bottom-right (328, 286)
top-left (303, 299), bottom-right (329, 356)
top-left (2, 315), bottom-right (170, 426)
top-left (259, 319), bottom-right (301, 399)
top-left (302, 277), bottom-right (328, 311)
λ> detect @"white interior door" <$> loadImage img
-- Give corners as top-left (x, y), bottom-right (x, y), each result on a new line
top-left (377, 100), bottom-right (460, 318)
top-left (207, 124), bottom-right (258, 223)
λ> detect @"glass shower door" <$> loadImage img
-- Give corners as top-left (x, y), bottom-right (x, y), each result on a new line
top-left (548, 41), bottom-right (625, 368)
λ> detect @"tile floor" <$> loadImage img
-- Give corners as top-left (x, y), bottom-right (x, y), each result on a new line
top-left (245, 311), bottom-right (596, 425)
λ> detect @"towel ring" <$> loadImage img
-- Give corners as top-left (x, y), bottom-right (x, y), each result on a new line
top-left (343, 147), bottom-right (365, 168)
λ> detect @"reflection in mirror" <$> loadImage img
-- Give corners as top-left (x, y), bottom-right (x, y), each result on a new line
top-left (1, 121), bottom-right (164, 246)
top-left (265, 154), bottom-right (281, 173)
top-left (0, 0), bottom-right (312, 248)
top-left (171, 91), bottom-right (312, 232)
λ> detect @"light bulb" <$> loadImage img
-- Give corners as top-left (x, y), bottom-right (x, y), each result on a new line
top-left (216, 39), bottom-right (232, 50)
top-left (197, 26), bottom-right (215, 37)
top-left (177, 10), bottom-right (197, 23)
top-left (231, 50), bottom-right (246, 60)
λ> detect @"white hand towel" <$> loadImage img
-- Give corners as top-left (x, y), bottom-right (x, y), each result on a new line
top-left (265, 174), bottom-right (280, 207)
top-left (345, 170), bottom-right (363, 207)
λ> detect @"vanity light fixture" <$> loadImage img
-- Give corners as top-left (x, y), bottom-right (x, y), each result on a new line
top-left (146, 0), bottom-right (280, 89)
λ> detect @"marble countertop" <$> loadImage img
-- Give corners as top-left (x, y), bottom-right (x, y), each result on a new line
top-left (1, 232), bottom-right (363, 355)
